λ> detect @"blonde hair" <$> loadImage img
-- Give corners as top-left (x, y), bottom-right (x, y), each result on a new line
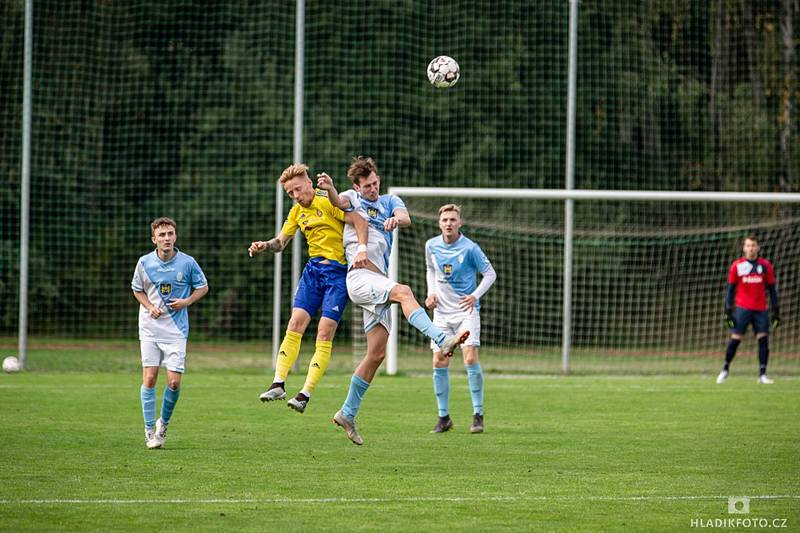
top-left (438, 204), bottom-right (461, 217)
top-left (279, 163), bottom-right (310, 184)
top-left (347, 156), bottom-right (378, 185)
top-left (150, 217), bottom-right (176, 236)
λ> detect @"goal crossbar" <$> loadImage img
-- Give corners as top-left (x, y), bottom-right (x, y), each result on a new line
top-left (387, 187), bottom-right (800, 203)
top-left (385, 187), bottom-right (800, 376)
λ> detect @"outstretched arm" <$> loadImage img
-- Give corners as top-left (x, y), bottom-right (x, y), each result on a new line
top-left (248, 232), bottom-right (292, 256)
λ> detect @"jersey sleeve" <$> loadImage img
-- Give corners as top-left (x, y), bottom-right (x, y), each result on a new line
top-left (190, 259), bottom-right (208, 289)
top-left (339, 189), bottom-right (358, 213)
top-left (470, 242), bottom-right (493, 273)
top-left (765, 260), bottom-right (776, 284)
top-left (390, 195), bottom-right (407, 215)
top-left (131, 261), bottom-right (144, 292)
top-left (280, 204), bottom-right (300, 237)
top-left (727, 261), bottom-right (738, 284)
top-left (425, 240), bottom-right (436, 297)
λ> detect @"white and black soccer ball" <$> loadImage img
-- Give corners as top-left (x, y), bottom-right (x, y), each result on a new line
top-left (2, 356), bottom-right (20, 373)
top-left (427, 55), bottom-right (460, 88)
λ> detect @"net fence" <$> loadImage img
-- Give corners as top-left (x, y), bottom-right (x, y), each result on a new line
top-left (0, 1), bottom-right (797, 373)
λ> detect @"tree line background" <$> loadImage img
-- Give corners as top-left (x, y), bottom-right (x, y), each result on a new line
top-left (0, 0), bottom-right (798, 343)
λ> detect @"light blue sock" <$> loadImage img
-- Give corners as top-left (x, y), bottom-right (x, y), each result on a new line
top-left (408, 308), bottom-right (446, 346)
top-left (466, 363), bottom-right (483, 416)
top-left (140, 385), bottom-right (156, 429)
top-left (433, 367), bottom-right (450, 417)
top-left (160, 386), bottom-right (181, 425)
top-left (341, 375), bottom-right (370, 420)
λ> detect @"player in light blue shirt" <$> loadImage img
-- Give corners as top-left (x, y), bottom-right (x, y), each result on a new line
top-left (131, 217), bottom-right (208, 448)
top-left (320, 157), bottom-right (469, 445)
top-left (425, 204), bottom-right (496, 434)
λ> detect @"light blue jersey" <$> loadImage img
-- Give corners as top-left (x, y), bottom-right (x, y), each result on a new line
top-left (342, 190), bottom-right (406, 273)
top-left (425, 234), bottom-right (494, 315)
top-left (131, 249), bottom-right (208, 341)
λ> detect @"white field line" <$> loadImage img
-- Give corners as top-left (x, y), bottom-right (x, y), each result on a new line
top-left (0, 495), bottom-right (798, 505)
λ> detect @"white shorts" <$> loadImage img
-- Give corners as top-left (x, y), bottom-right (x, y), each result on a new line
top-left (347, 269), bottom-right (397, 333)
top-left (140, 340), bottom-right (187, 373)
top-left (430, 311), bottom-right (481, 352)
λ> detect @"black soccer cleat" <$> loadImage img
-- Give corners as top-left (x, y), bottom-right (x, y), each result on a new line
top-left (431, 415), bottom-right (453, 433)
top-left (470, 414), bottom-right (484, 434)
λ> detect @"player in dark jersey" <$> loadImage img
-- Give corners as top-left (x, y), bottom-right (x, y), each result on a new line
top-left (717, 235), bottom-right (780, 385)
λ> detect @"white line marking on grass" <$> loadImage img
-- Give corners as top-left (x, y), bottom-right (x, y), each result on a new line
top-left (1, 495), bottom-right (798, 505)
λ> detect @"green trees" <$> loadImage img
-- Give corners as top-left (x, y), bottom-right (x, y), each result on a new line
top-left (0, 1), bottom-right (796, 339)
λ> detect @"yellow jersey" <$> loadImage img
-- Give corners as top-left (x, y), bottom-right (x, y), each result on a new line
top-left (280, 190), bottom-right (347, 264)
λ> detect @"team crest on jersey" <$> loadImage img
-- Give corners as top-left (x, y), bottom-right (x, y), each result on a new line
top-left (160, 283), bottom-right (172, 296)
top-left (367, 207), bottom-right (379, 219)
top-left (756, 265), bottom-right (763, 274)
top-left (176, 271), bottom-right (183, 282)
top-left (443, 264), bottom-right (453, 276)
top-left (316, 209), bottom-right (323, 217)
top-left (736, 262), bottom-right (753, 276)
top-left (457, 254), bottom-right (464, 263)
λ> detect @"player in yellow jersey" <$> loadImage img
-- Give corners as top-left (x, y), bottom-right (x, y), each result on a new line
top-left (249, 164), bottom-right (368, 413)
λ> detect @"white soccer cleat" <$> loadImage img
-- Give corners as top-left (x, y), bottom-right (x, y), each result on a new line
top-left (147, 418), bottom-right (168, 448)
top-left (716, 370), bottom-right (728, 384)
top-left (144, 427), bottom-right (158, 448)
top-left (333, 410), bottom-right (364, 446)
top-left (259, 383), bottom-right (286, 402)
top-left (288, 393), bottom-right (309, 413)
top-left (440, 330), bottom-right (470, 358)
top-left (758, 375), bottom-right (774, 385)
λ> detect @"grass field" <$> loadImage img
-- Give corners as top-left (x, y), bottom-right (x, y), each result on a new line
top-left (1, 340), bottom-right (798, 531)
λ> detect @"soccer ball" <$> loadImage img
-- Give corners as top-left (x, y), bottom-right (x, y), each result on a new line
top-left (2, 356), bottom-right (20, 373)
top-left (427, 56), bottom-right (460, 88)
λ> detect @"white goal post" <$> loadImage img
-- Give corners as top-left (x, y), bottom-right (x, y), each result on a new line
top-left (386, 187), bottom-right (800, 376)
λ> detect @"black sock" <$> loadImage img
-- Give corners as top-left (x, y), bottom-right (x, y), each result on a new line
top-left (758, 337), bottom-right (769, 376)
top-left (724, 339), bottom-right (740, 371)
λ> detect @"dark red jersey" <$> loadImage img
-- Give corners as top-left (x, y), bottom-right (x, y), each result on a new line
top-left (727, 257), bottom-right (775, 311)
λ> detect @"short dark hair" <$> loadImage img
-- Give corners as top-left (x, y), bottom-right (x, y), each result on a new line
top-left (347, 156), bottom-right (378, 185)
top-left (151, 217), bottom-right (176, 235)
top-left (743, 234), bottom-right (759, 245)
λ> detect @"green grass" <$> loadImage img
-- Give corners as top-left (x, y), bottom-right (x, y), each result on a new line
top-left (1, 366), bottom-right (798, 531)
top-left (2, 337), bottom-right (798, 375)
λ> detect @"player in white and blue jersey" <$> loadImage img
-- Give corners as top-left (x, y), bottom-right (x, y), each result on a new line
top-left (131, 217), bottom-right (208, 449)
top-left (425, 204), bottom-right (496, 434)
top-left (318, 157), bottom-right (469, 445)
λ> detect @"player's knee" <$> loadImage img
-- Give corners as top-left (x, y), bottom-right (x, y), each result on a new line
top-left (167, 379), bottom-right (180, 390)
top-left (730, 333), bottom-right (743, 341)
top-left (287, 317), bottom-right (305, 332)
top-left (756, 332), bottom-right (768, 340)
top-left (392, 284), bottom-right (414, 302)
top-left (433, 352), bottom-right (449, 368)
top-left (367, 348), bottom-right (386, 365)
top-left (463, 354), bottom-right (479, 366)
top-left (142, 376), bottom-right (157, 388)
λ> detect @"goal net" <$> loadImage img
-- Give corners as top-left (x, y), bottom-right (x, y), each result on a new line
top-left (388, 191), bottom-right (800, 375)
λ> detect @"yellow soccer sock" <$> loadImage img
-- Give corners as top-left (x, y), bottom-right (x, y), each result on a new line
top-left (300, 340), bottom-right (333, 395)
top-left (274, 330), bottom-right (303, 382)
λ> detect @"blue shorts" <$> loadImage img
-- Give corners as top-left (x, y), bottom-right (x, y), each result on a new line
top-left (293, 258), bottom-right (349, 323)
top-left (731, 307), bottom-right (770, 335)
